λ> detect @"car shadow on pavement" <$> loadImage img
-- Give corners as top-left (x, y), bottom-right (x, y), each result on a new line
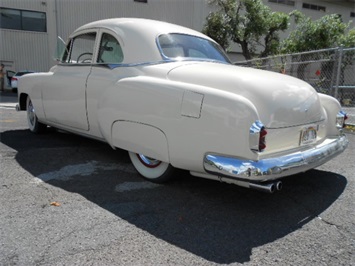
top-left (1, 129), bottom-right (347, 264)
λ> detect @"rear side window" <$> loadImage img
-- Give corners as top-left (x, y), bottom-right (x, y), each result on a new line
top-left (97, 33), bottom-right (124, 64)
top-left (63, 32), bottom-right (97, 64)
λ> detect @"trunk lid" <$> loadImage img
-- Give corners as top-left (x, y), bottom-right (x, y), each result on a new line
top-left (167, 62), bottom-right (324, 128)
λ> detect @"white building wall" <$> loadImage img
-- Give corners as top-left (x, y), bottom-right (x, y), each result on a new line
top-left (0, 30), bottom-right (49, 71)
top-left (0, 0), bottom-right (50, 72)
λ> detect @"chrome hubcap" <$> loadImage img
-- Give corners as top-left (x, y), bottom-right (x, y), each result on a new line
top-left (27, 100), bottom-right (35, 126)
top-left (137, 154), bottom-right (161, 168)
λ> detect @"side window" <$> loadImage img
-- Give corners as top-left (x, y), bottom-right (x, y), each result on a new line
top-left (64, 32), bottom-right (96, 64)
top-left (97, 33), bottom-right (123, 63)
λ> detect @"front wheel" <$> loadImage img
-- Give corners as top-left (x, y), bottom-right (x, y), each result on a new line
top-left (26, 96), bottom-right (46, 133)
top-left (128, 152), bottom-right (175, 183)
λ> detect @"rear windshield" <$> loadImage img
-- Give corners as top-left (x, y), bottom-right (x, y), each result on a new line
top-left (157, 34), bottom-right (230, 63)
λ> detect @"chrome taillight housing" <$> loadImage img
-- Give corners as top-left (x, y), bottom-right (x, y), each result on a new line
top-left (250, 120), bottom-right (267, 152)
top-left (336, 111), bottom-right (348, 129)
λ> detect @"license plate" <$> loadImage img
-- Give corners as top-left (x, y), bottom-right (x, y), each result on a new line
top-left (300, 126), bottom-right (317, 146)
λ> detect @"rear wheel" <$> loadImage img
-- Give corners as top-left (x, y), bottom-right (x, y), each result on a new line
top-left (26, 96), bottom-right (46, 133)
top-left (128, 151), bottom-right (175, 183)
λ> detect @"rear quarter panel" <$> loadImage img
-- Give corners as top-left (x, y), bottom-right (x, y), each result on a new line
top-left (98, 76), bottom-right (260, 172)
top-left (318, 93), bottom-right (342, 136)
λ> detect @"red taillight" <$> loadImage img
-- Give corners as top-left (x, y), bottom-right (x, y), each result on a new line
top-left (337, 111), bottom-right (348, 129)
top-left (344, 114), bottom-right (348, 128)
top-left (259, 127), bottom-right (267, 151)
top-left (11, 77), bottom-right (18, 81)
top-left (250, 121), bottom-right (267, 152)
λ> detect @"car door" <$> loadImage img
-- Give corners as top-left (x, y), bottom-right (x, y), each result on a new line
top-left (86, 30), bottom-right (127, 137)
top-left (42, 31), bottom-right (97, 131)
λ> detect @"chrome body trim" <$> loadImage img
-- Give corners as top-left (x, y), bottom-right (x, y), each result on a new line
top-left (57, 59), bottom-right (229, 70)
top-left (336, 111), bottom-right (347, 129)
top-left (204, 134), bottom-right (348, 182)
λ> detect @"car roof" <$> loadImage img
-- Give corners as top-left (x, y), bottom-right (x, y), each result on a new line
top-left (73, 18), bottom-right (209, 39)
top-left (71, 18), bottom-right (215, 64)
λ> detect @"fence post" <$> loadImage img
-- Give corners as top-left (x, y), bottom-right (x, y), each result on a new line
top-left (333, 46), bottom-right (344, 100)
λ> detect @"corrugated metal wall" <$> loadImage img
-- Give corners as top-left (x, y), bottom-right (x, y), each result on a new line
top-left (0, 30), bottom-right (49, 71)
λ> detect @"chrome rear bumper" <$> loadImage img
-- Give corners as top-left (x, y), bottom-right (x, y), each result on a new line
top-left (203, 134), bottom-right (348, 182)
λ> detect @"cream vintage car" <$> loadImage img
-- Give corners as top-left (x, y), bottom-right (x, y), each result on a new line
top-left (17, 18), bottom-right (348, 193)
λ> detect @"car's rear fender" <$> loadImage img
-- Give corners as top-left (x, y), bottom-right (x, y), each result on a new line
top-left (98, 76), bottom-right (260, 171)
top-left (97, 76), bottom-right (185, 155)
top-left (318, 93), bottom-right (343, 135)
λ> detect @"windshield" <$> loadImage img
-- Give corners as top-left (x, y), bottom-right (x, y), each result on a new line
top-left (157, 34), bottom-right (231, 63)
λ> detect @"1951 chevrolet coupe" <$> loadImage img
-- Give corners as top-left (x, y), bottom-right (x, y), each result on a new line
top-left (17, 18), bottom-right (348, 193)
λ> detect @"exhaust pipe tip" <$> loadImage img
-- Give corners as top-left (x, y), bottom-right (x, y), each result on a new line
top-left (276, 181), bottom-right (283, 191)
top-left (249, 181), bottom-right (282, 193)
top-left (249, 182), bottom-right (276, 193)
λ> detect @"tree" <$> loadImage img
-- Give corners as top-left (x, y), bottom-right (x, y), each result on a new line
top-left (202, 0), bottom-right (290, 60)
top-left (281, 12), bottom-right (354, 53)
top-left (281, 12), bottom-right (355, 89)
top-left (339, 28), bottom-right (355, 48)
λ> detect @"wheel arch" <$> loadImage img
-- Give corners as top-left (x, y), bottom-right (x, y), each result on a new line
top-left (111, 121), bottom-right (170, 163)
top-left (18, 93), bottom-right (29, 110)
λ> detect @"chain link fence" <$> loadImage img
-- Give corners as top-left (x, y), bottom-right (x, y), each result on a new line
top-left (235, 47), bottom-right (355, 125)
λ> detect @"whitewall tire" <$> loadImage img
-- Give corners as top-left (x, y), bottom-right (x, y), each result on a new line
top-left (128, 152), bottom-right (175, 183)
top-left (26, 96), bottom-right (46, 133)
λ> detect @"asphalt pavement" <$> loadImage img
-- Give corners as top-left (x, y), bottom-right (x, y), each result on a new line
top-left (1, 91), bottom-right (354, 266)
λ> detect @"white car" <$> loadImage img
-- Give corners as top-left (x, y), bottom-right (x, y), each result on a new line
top-left (16, 18), bottom-right (348, 193)
top-left (11, 71), bottom-right (35, 91)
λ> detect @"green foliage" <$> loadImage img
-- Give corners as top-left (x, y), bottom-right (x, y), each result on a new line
top-left (203, 0), bottom-right (354, 59)
top-left (339, 28), bottom-right (355, 48)
top-left (203, 12), bottom-right (230, 49)
top-left (203, 0), bottom-right (289, 60)
top-left (282, 13), bottom-right (354, 53)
